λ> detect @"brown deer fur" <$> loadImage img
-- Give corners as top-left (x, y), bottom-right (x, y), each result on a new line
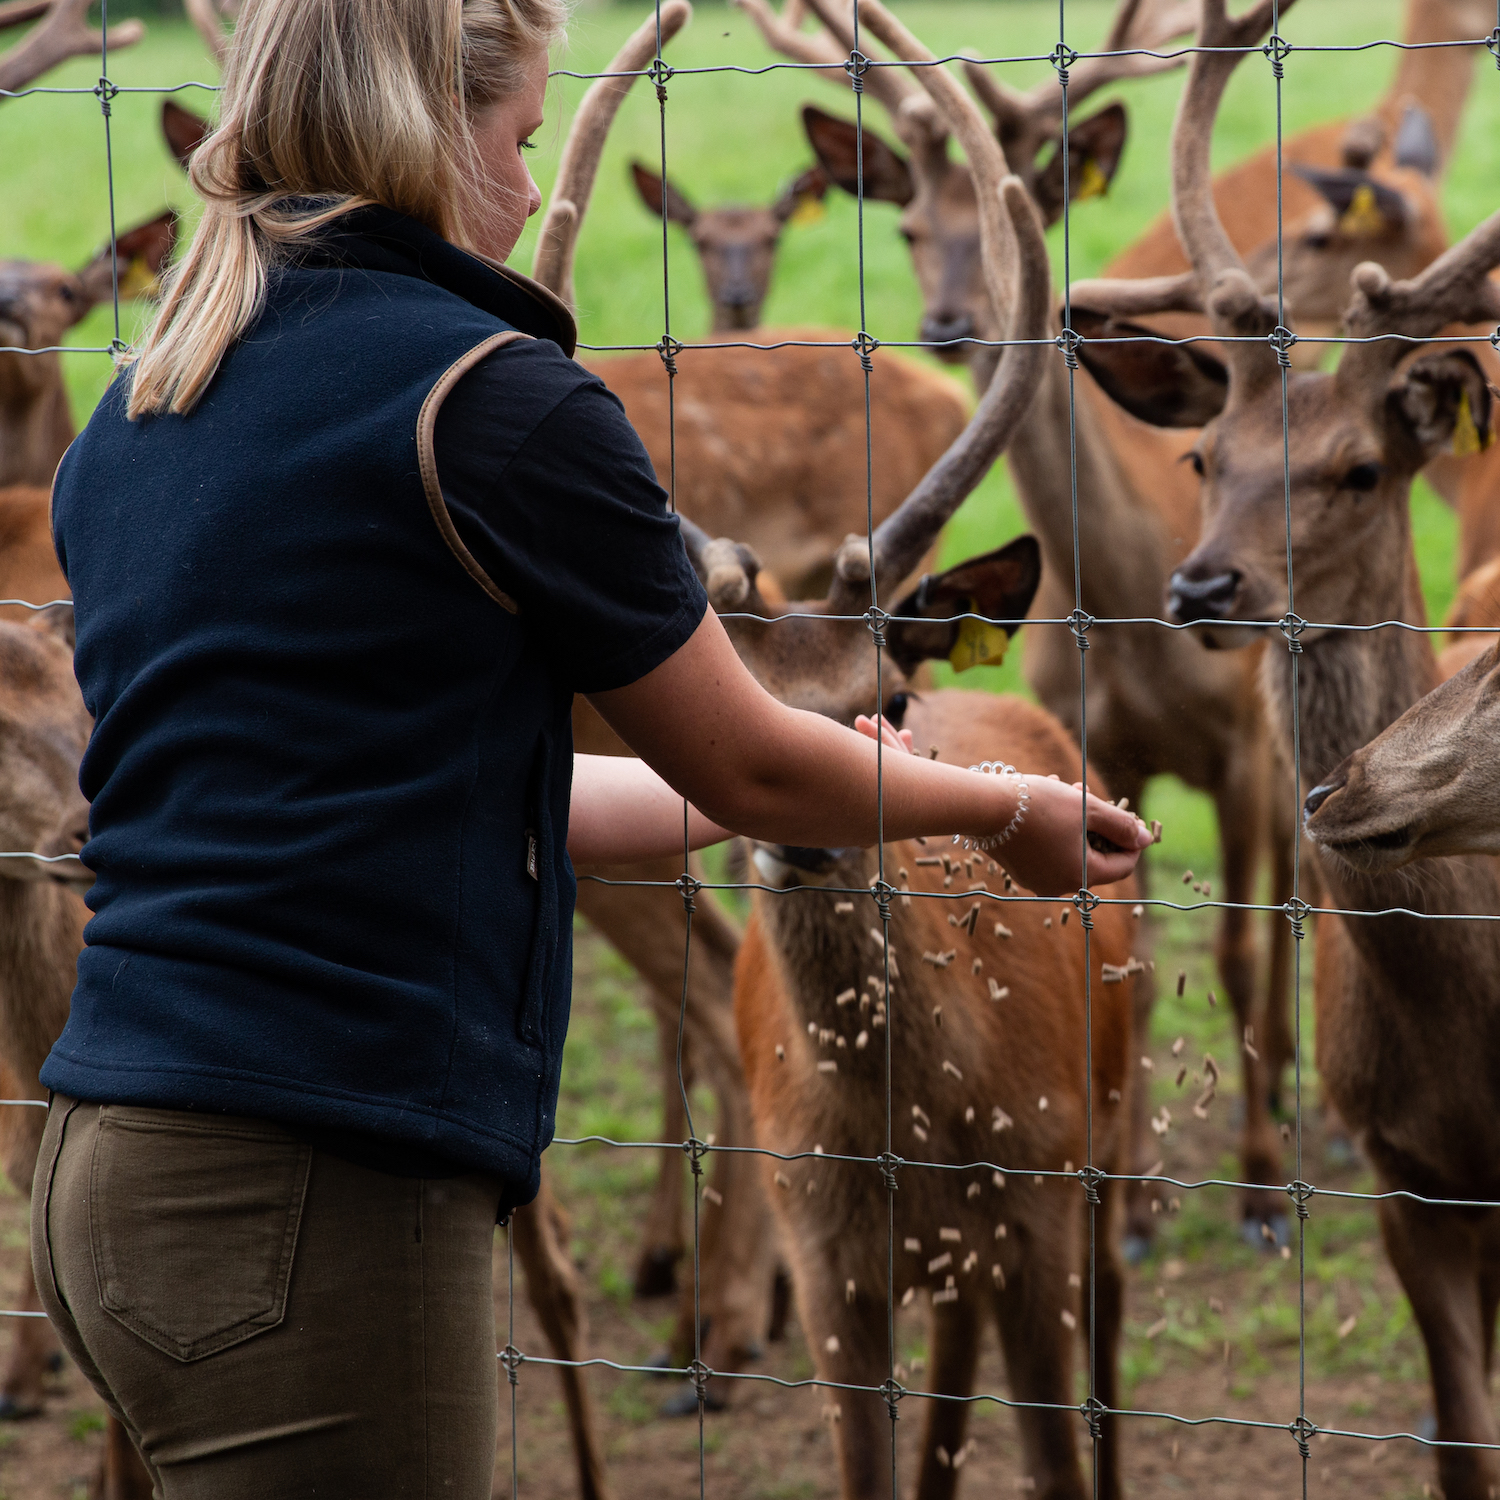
top-left (1068, 0), bottom-right (1500, 1486)
top-left (737, 687), bottom-right (1135, 1500)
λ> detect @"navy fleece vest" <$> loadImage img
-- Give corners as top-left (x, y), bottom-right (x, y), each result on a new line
top-left (44, 245), bottom-right (581, 1200)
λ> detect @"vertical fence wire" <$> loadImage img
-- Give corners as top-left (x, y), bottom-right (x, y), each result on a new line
top-left (6, 0), bottom-right (1500, 1494)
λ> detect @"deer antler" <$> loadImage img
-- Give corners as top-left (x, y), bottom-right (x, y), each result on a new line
top-left (1335, 211), bottom-right (1500, 397)
top-left (825, 0), bottom-right (1049, 601)
top-left (183, 0), bottom-right (236, 66)
top-left (734, 0), bottom-right (945, 149)
top-left (0, 0), bottom-right (143, 97)
top-left (1064, 0), bottom-right (1294, 390)
top-left (531, 0), bottom-right (692, 309)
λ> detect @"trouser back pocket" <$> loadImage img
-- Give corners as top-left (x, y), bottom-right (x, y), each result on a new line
top-left (89, 1106), bottom-right (311, 1363)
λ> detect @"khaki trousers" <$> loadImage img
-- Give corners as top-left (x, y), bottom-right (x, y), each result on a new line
top-left (32, 1096), bottom-right (503, 1499)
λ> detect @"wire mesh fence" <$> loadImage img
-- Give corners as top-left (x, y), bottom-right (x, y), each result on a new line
top-left (3, 0), bottom-right (1500, 1494)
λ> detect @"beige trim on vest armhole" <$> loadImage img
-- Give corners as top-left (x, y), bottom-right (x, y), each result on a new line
top-left (416, 329), bottom-right (533, 614)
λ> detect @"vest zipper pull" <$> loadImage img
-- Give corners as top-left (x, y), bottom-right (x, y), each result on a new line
top-left (525, 830), bottom-right (539, 881)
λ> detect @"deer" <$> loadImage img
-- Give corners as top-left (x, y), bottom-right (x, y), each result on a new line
top-left (628, 159), bottom-right (830, 331)
top-left (662, 16), bottom-right (1140, 1486)
top-left (740, 0), bottom-right (1312, 1253)
top-left (1063, 0), bottom-right (1500, 1489)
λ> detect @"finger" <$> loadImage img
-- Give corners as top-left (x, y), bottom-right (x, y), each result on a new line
top-left (1084, 797), bottom-right (1152, 849)
top-left (898, 728), bottom-right (915, 754)
top-left (1085, 849), bottom-right (1143, 886)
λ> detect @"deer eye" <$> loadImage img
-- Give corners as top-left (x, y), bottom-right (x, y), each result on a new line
top-left (57, 284), bottom-right (78, 304)
top-left (897, 227), bottom-right (917, 246)
top-left (1342, 462), bottom-right (1382, 492)
top-left (884, 692), bottom-right (909, 729)
top-left (1183, 451), bottom-right (1205, 478)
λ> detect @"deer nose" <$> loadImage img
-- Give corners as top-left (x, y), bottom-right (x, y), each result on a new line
top-left (1303, 768), bottom-right (1348, 822)
top-left (919, 312), bottom-right (975, 351)
top-left (1167, 568), bottom-right (1241, 624)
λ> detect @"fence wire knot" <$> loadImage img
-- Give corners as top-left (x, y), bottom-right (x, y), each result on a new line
top-left (1488, 26), bottom-right (1500, 67)
top-left (1080, 1395), bottom-right (1106, 1441)
top-left (844, 48), bottom-right (870, 90)
top-left (876, 1151), bottom-right (903, 1193)
top-left (656, 333), bottom-right (683, 377)
top-left (109, 337), bottom-right (129, 360)
top-left (1262, 33), bottom-right (1291, 79)
top-left (1056, 326), bottom-right (1082, 370)
top-left (1050, 42), bottom-right (1079, 88)
top-left (879, 1377), bottom-right (905, 1421)
top-left (1289, 1414), bottom-right (1317, 1459)
top-left (499, 1343), bottom-right (524, 1386)
top-left (1269, 324), bottom-right (1297, 368)
top-left (1287, 1179), bottom-right (1315, 1220)
top-left (870, 878), bottom-right (896, 923)
top-left (1278, 611), bottom-right (1306, 652)
top-left (648, 55), bottom-right (673, 102)
top-left (687, 1357), bottom-right (713, 1407)
top-left (94, 76), bottom-right (117, 113)
top-left (864, 603), bottom-right (890, 649)
top-left (1068, 608), bottom-right (1095, 651)
top-left (675, 871), bottom-right (701, 914)
top-left (1073, 888), bottom-right (1098, 930)
top-left (852, 329), bottom-right (880, 372)
top-left (1078, 1163), bottom-right (1105, 1205)
top-left (1282, 895), bottom-right (1311, 942)
top-left (1490, 324), bottom-right (1500, 353)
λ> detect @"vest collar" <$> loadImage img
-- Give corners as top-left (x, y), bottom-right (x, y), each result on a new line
top-left (295, 204), bottom-right (577, 357)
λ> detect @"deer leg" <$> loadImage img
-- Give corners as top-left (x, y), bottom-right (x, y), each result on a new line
top-left (913, 1296), bottom-right (983, 1500)
top-left (1260, 780), bottom-right (1297, 1115)
top-left (1478, 1210), bottom-right (1500, 1382)
top-left (1085, 1170), bottom-right (1126, 1500)
top-left (91, 1417), bottom-right (154, 1500)
top-left (992, 1197), bottom-right (1089, 1500)
top-left (636, 1022), bottom-right (690, 1299)
top-left (0, 1093), bottom-right (58, 1419)
top-left (1379, 1194), bottom-right (1499, 1500)
top-left (1212, 781), bottom-right (1282, 1238)
top-left (508, 1178), bottom-right (612, 1500)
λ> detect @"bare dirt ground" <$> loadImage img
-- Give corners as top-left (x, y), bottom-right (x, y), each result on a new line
top-left (0, 924), bottom-right (1446, 1499)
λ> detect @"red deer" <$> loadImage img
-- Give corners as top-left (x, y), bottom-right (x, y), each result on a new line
top-left (628, 159), bottom-right (829, 331)
top-left (742, 0), bottom-right (1310, 1250)
top-left (1068, 0), bottom-right (1500, 1488)
top-left (0, 0), bottom-right (141, 98)
top-left (671, 11), bottom-right (1139, 1485)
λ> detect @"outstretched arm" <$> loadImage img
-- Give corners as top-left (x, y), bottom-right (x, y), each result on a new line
top-left (582, 609), bottom-right (1150, 896)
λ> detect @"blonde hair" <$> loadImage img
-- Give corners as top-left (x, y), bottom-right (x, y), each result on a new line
top-left (126, 0), bottom-right (568, 418)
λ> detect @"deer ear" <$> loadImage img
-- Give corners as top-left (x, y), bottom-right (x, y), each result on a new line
top-left (161, 98), bottom-right (210, 167)
top-left (1032, 102), bottom-right (1128, 225)
top-left (801, 104), bottom-right (914, 207)
top-left (1338, 115), bottom-right (1385, 171)
top-left (885, 536), bottom-right (1042, 676)
top-left (1389, 350), bottom-right (1494, 463)
top-left (1393, 102), bottom-right (1439, 177)
top-left (75, 210), bottom-right (179, 309)
top-left (1072, 308), bottom-right (1229, 428)
top-left (27, 604), bottom-right (74, 651)
top-left (773, 163), bottom-right (831, 225)
top-left (630, 162), bottom-right (697, 227)
top-left (1293, 165), bottom-right (1409, 239)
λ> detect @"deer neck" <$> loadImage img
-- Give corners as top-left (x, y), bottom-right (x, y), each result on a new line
top-left (0, 359), bottom-right (74, 489)
top-left (1384, 0), bottom-right (1486, 168)
top-left (992, 317), bottom-right (1194, 620)
top-left (0, 877), bottom-right (84, 1081)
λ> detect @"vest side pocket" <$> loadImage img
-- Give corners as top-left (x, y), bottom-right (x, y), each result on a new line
top-left (518, 730), bottom-right (558, 1047)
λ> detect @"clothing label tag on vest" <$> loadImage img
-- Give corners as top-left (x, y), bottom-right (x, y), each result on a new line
top-left (525, 831), bottom-right (539, 881)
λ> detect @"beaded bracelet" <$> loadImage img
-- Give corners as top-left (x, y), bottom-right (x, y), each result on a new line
top-left (954, 760), bottom-right (1030, 852)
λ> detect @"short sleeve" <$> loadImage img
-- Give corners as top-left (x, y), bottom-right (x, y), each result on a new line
top-left (434, 343), bottom-right (708, 695)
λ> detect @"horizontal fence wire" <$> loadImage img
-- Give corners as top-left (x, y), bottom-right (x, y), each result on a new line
top-left (3, 0), bottom-right (1500, 1488)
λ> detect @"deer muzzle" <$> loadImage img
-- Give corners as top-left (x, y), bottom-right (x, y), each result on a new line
top-left (1166, 567), bottom-right (1241, 625)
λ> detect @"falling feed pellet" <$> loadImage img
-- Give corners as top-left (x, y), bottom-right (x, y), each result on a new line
top-left (933, 1005), bottom-right (944, 1028)
top-left (1176, 970), bottom-right (1186, 998)
top-left (967, 1181), bottom-right (981, 1199)
top-left (1038, 1095), bottom-right (1049, 1111)
top-left (836, 987), bottom-right (856, 1006)
top-left (928, 1252), bottom-right (953, 1273)
top-left (1061, 1309), bottom-right (1077, 1330)
top-left (703, 1186), bottom-right (723, 1207)
top-left (1043, 917), bottom-right (1052, 930)
top-left (994, 922), bottom-right (1012, 940)
top-left (901, 1286), bottom-right (915, 1307)
top-left (992, 1171), bottom-right (1005, 1189)
top-left (932, 1287), bottom-right (958, 1305)
top-left (1068, 1272), bottom-right (1081, 1289)
top-left (943, 1059), bottom-right (963, 1080)
top-left (775, 1044), bottom-right (786, 1061)
top-left (855, 1030), bottom-right (869, 1050)
top-left (992, 1263), bottom-right (1005, 1287)
top-left (905, 1237), bottom-right (921, 1252)
top-left (818, 1060), bottom-right (838, 1074)
top-left (912, 1105), bottom-right (931, 1127)
top-left (845, 1279), bottom-right (856, 1305)
top-left (825, 1336), bottom-right (840, 1354)
top-left (989, 979), bottom-right (1009, 1002)
top-left (964, 1105), bottom-right (975, 1124)
top-left (834, 900), bottom-right (854, 914)
top-left (774, 1171), bottom-right (791, 1189)
top-left (939, 1227), bottom-right (962, 1242)
top-left (936, 1446), bottom-right (951, 1469)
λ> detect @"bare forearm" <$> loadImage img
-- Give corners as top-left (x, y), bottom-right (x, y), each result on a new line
top-left (567, 754), bottom-right (731, 864)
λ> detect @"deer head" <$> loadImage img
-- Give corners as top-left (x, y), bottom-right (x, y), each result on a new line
top-left (1301, 638), bottom-right (1500, 869)
top-left (738, 0), bottom-right (1196, 361)
top-left (1242, 102), bottom-right (1448, 333)
top-left (630, 160), bottom-right (829, 331)
top-left (0, 0), bottom-right (142, 97)
top-left (1067, 0), bottom-right (1500, 649)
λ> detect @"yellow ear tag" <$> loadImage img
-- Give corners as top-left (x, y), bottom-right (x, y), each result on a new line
top-left (788, 197), bottom-right (826, 228)
top-left (948, 610), bottom-right (1011, 673)
top-left (1076, 157), bottom-right (1109, 202)
top-left (1452, 388), bottom-right (1487, 458)
top-left (115, 258), bottom-right (161, 301)
top-left (1338, 183), bottom-right (1387, 240)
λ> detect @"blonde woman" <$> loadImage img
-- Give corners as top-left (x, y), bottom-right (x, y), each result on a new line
top-left (31, 0), bottom-right (1149, 1490)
